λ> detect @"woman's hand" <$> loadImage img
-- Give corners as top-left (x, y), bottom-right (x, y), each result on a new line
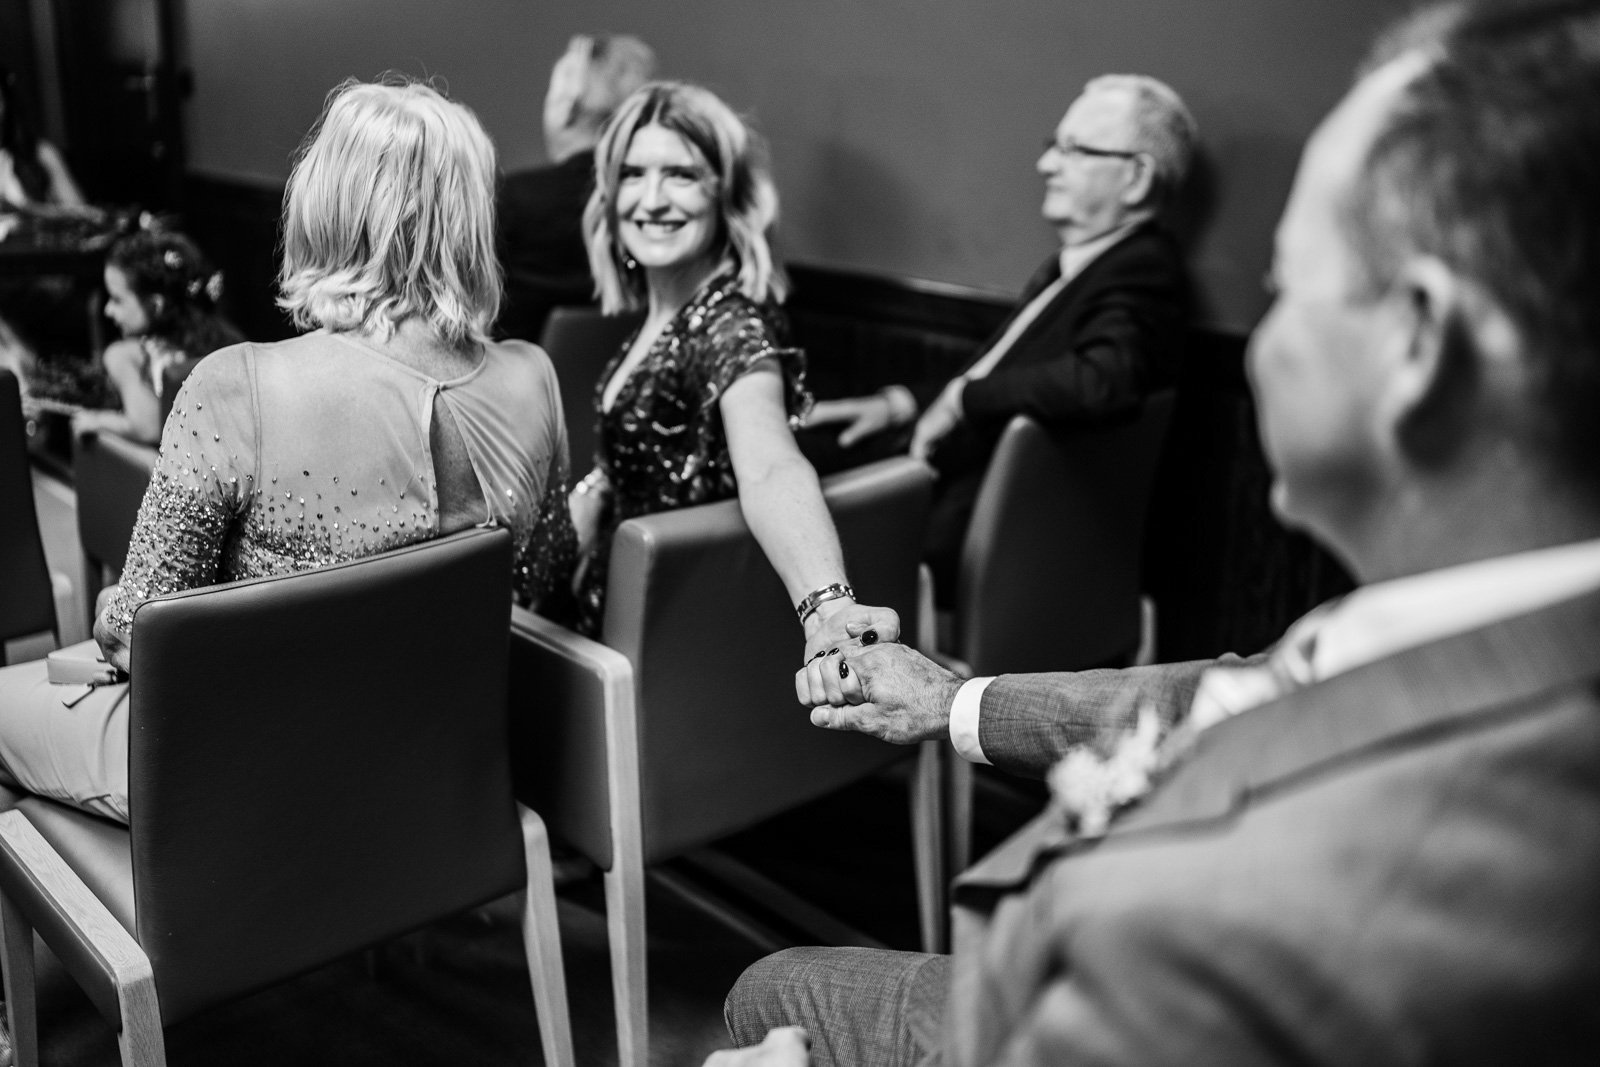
top-left (803, 599), bottom-right (900, 662)
top-left (92, 589), bottom-right (133, 675)
top-left (568, 468), bottom-right (610, 560)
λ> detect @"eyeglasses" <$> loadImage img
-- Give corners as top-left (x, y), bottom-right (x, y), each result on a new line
top-left (1042, 137), bottom-right (1143, 162)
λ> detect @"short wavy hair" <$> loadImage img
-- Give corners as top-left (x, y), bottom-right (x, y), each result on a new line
top-left (583, 81), bottom-right (786, 313)
top-left (1084, 74), bottom-right (1198, 208)
top-left (1340, 0), bottom-right (1600, 485)
top-left (278, 76), bottom-right (501, 345)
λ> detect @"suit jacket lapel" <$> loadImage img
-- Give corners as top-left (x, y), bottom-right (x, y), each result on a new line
top-left (955, 584), bottom-right (1600, 897)
top-left (959, 256), bottom-right (1062, 376)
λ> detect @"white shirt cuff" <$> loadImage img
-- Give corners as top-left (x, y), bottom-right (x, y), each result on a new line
top-left (949, 676), bottom-right (995, 765)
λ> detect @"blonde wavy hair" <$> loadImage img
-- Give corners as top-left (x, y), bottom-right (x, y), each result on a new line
top-left (584, 81), bottom-right (786, 313)
top-left (278, 76), bottom-right (500, 345)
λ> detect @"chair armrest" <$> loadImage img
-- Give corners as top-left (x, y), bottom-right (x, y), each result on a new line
top-left (0, 810), bottom-right (153, 1009)
top-left (509, 605), bottom-right (633, 681)
top-left (507, 607), bottom-right (639, 871)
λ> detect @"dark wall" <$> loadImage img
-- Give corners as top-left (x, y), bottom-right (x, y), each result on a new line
top-left (177, 0), bottom-right (1406, 333)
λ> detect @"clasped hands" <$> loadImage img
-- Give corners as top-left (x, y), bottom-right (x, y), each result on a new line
top-left (796, 604), bottom-right (965, 746)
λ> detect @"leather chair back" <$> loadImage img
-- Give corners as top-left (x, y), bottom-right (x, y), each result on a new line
top-left (538, 306), bottom-right (642, 475)
top-left (602, 456), bottom-right (933, 865)
top-left (74, 430), bottom-right (156, 576)
top-left (121, 528), bottom-right (519, 1024)
top-left (955, 393), bottom-right (1176, 676)
top-left (0, 369), bottom-right (57, 656)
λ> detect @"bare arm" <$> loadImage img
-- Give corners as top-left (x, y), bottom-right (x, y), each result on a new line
top-left (37, 141), bottom-right (87, 209)
top-left (721, 363), bottom-right (897, 658)
top-left (74, 341), bottom-right (163, 444)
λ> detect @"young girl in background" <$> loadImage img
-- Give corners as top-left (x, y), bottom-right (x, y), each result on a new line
top-left (72, 229), bottom-right (244, 443)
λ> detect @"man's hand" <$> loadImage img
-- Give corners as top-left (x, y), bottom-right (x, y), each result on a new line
top-left (806, 395), bottom-right (900, 448)
top-left (702, 1027), bottom-right (811, 1067)
top-left (909, 378), bottom-right (966, 461)
top-left (796, 641), bottom-right (964, 745)
top-left (803, 600), bottom-right (900, 662)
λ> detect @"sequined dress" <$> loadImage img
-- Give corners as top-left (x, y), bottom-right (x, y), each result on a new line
top-left (0, 330), bottom-right (576, 823)
top-left (574, 271), bottom-right (809, 635)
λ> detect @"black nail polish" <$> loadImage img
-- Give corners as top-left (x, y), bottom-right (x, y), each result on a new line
top-left (860, 629), bottom-right (878, 646)
top-left (811, 649), bottom-right (826, 661)
top-left (826, 647), bottom-right (840, 656)
top-left (839, 661), bottom-right (849, 679)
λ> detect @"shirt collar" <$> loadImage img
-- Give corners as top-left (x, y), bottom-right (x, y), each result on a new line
top-left (1058, 219), bottom-right (1144, 284)
top-left (1312, 537), bottom-right (1600, 680)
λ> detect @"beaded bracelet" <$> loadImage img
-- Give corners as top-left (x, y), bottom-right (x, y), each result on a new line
top-left (796, 582), bottom-right (855, 622)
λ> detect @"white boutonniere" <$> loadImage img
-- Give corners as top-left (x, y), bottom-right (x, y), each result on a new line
top-left (1047, 704), bottom-right (1163, 838)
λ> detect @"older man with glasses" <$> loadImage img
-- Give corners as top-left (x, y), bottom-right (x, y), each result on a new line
top-left (803, 74), bottom-right (1198, 602)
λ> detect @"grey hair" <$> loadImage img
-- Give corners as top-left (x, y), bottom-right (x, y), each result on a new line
top-left (1084, 74), bottom-right (1199, 206)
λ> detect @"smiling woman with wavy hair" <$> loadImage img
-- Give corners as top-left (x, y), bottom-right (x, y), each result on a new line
top-left (566, 80), bottom-right (893, 658)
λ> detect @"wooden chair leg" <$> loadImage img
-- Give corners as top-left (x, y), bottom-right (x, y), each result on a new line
top-left (911, 739), bottom-right (949, 953)
top-left (1, 894), bottom-right (39, 1066)
top-left (518, 806), bottom-right (574, 1067)
top-left (947, 752), bottom-right (973, 878)
top-left (114, 967), bottom-right (166, 1067)
top-left (602, 860), bottom-right (648, 1067)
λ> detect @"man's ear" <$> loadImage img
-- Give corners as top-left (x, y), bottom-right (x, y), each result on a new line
top-left (1119, 154), bottom-right (1157, 209)
top-left (1389, 256), bottom-right (1483, 468)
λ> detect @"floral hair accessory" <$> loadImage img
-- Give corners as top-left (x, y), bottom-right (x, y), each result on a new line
top-left (205, 271), bottom-right (224, 302)
top-left (1047, 703), bottom-right (1163, 838)
top-left (163, 249), bottom-right (184, 270)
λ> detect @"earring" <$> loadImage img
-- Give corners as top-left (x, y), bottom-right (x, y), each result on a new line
top-left (623, 253), bottom-right (638, 271)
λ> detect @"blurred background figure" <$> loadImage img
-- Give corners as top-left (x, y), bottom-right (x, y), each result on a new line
top-left (496, 34), bottom-right (656, 342)
top-left (803, 74), bottom-right (1197, 604)
top-left (0, 65), bottom-right (87, 214)
top-left (70, 227), bottom-right (244, 443)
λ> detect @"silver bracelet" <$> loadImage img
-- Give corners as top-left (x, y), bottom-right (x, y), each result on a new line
top-left (573, 469), bottom-right (609, 496)
top-left (796, 582), bottom-right (855, 622)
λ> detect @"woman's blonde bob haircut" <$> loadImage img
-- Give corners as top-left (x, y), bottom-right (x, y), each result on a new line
top-left (278, 76), bottom-right (500, 345)
top-left (584, 81), bottom-right (786, 313)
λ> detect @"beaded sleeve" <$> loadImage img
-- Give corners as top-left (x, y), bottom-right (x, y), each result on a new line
top-left (98, 357), bottom-right (255, 641)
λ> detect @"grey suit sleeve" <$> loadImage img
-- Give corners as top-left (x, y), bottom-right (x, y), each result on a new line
top-left (976, 655), bottom-right (1262, 778)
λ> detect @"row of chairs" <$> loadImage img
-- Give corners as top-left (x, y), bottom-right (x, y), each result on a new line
top-left (0, 297), bottom-right (1173, 1065)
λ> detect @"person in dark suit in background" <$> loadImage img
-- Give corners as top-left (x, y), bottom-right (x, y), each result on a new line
top-left (803, 74), bottom-right (1196, 600)
top-left (711, 1), bottom-right (1600, 1063)
top-left (496, 34), bottom-right (655, 341)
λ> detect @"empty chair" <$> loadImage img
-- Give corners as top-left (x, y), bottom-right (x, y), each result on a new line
top-left (538, 306), bottom-right (642, 476)
top-left (942, 394), bottom-right (1177, 677)
top-left (0, 369), bottom-right (57, 664)
top-left (509, 455), bottom-right (945, 1067)
top-left (928, 394), bottom-right (1176, 875)
top-left (0, 529), bottom-right (573, 1067)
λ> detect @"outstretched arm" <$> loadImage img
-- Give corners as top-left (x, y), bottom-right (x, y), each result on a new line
top-left (798, 639), bottom-right (1228, 779)
top-left (73, 340), bottom-right (163, 444)
top-left (721, 363), bottom-right (900, 659)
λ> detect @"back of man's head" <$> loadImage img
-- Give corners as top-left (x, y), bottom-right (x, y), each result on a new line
top-left (1345, 0), bottom-right (1600, 487)
top-left (543, 34), bottom-right (656, 159)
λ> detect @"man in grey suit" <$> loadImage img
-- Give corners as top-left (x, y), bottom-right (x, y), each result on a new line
top-left (706, 1), bottom-right (1600, 1064)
